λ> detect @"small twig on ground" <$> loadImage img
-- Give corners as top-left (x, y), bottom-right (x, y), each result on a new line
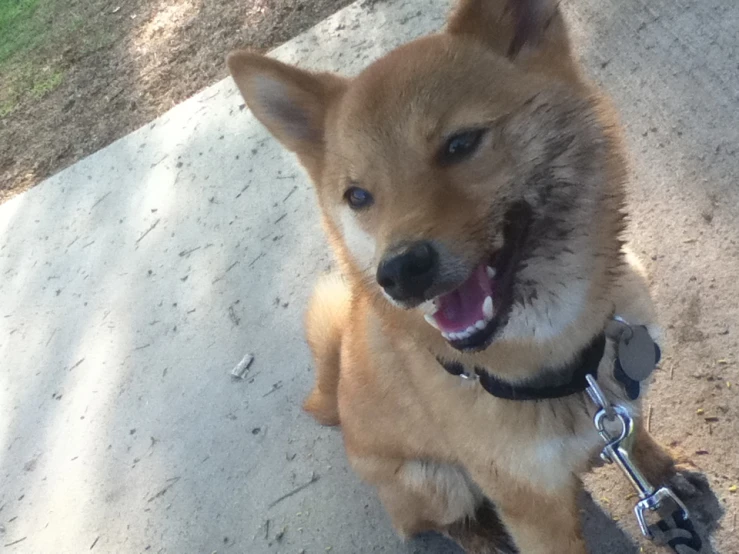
top-left (268, 474), bottom-right (320, 509)
top-left (209, 259), bottom-right (234, 282)
top-left (178, 246), bottom-right (201, 258)
top-left (262, 381), bottom-right (283, 397)
top-left (4, 536), bottom-right (27, 548)
top-left (90, 535), bottom-right (100, 550)
top-left (147, 476), bottom-right (180, 503)
top-left (228, 305), bottom-right (240, 327)
top-left (647, 404), bottom-right (653, 433)
top-left (248, 252), bottom-right (265, 268)
top-left (90, 191), bottom-right (111, 211)
top-left (282, 185), bottom-right (298, 202)
top-left (150, 155), bottom-right (168, 168)
top-left (135, 219), bottom-right (161, 245)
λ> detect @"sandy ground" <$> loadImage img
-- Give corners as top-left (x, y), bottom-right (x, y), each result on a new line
top-left (1, 0), bottom-right (737, 552)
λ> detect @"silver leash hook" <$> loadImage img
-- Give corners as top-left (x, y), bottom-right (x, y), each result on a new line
top-left (585, 374), bottom-right (615, 421)
top-left (585, 361), bottom-right (690, 541)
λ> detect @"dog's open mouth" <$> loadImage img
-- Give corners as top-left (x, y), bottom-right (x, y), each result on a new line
top-left (425, 257), bottom-right (514, 351)
top-left (424, 202), bottom-right (531, 352)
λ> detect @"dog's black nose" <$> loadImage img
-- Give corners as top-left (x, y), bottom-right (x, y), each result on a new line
top-left (376, 241), bottom-right (438, 302)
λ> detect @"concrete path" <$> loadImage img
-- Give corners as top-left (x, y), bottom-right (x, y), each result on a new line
top-left (1, 0), bottom-right (737, 553)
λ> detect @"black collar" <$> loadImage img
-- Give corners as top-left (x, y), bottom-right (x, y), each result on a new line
top-left (436, 332), bottom-right (607, 401)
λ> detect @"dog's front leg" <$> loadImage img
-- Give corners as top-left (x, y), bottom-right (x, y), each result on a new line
top-left (473, 472), bottom-right (587, 554)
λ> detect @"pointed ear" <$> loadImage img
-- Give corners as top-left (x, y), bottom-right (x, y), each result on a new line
top-left (227, 51), bottom-right (346, 173)
top-left (447, 0), bottom-right (574, 74)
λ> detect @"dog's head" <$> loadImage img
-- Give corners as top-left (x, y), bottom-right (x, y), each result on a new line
top-left (228, 0), bottom-right (626, 352)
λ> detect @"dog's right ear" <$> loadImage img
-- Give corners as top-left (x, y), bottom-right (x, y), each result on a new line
top-left (447, 0), bottom-right (575, 78)
top-left (227, 52), bottom-right (346, 175)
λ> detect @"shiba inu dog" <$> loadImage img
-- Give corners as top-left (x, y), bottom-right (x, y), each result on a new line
top-left (227, 0), bottom-right (688, 551)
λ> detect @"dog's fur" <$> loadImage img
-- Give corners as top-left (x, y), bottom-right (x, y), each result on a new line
top-left (227, 1), bottom-right (681, 552)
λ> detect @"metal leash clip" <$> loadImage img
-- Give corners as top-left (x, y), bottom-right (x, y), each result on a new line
top-left (585, 375), bottom-right (690, 539)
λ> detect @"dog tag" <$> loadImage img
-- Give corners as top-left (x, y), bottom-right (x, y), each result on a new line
top-left (618, 325), bottom-right (659, 382)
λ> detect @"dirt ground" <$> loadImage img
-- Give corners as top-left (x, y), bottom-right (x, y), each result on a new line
top-left (0, 0), bottom-right (353, 204)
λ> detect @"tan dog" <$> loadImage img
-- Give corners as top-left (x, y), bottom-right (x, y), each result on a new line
top-left (228, 1), bottom-right (682, 552)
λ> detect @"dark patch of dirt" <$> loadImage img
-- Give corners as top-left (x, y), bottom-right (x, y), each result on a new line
top-left (0, 0), bottom-right (354, 203)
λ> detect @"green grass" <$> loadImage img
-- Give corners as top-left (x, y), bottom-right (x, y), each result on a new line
top-left (30, 67), bottom-right (64, 97)
top-left (0, 98), bottom-right (16, 118)
top-left (0, 0), bottom-right (127, 119)
top-left (0, 0), bottom-right (72, 118)
top-left (0, 0), bottom-right (42, 65)
top-left (0, 0), bottom-right (121, 118)
top-left (0, 57), bottom-right (65, 117)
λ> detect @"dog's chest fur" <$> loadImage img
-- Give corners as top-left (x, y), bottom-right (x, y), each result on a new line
top-left (362, 323), bottom-right (640, 493)
top-left (443, 360), bottom-right (635, 489)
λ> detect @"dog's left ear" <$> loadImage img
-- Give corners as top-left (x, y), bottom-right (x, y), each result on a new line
top-left (448, 0), bottom-right (575, 76)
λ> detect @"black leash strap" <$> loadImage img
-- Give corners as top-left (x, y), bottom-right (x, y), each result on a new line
top-left (651, 504), bottom-right (703, 553)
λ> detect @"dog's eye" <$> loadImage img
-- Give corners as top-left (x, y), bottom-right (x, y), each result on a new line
top-left (345, 186), bottom-right (374, 210)
top-left (440, 129), bottom-right (486, 165)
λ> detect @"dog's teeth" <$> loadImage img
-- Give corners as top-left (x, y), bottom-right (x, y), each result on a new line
top-left (475, 319), bottom-right (486, 330)
top-left (486, 266), bottom-right (496, 279)
top-left (424, 314), bottom-right (440, 330)
top-left (466, 325), bottom-right (477, 335)
top-left (442, 332), bottom-right (451, 340)
top-left (483, 296), bottom-right (494, 321)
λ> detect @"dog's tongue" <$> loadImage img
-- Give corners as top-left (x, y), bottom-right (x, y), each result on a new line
top-left (434, 264), bottom-right (492, 333)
